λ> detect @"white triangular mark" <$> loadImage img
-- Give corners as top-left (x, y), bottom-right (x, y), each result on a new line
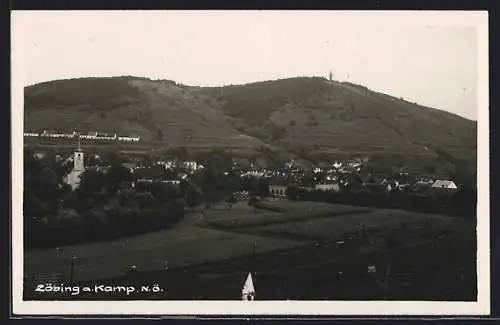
top-left (242, 272), bottom-right (255, 300)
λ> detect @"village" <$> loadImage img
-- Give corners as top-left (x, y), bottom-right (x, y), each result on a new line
top-left (23, 139), bottom-right (475, 302)
top-left (32, 137), bottom-right (460, 202)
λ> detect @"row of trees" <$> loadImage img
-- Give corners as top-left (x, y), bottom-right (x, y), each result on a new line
top-left (285, 183), bottom-right (477, 218)
top-left (23, 148), bottom-right (274, 249)
top-left (24, 150), bottom-right (191, 249)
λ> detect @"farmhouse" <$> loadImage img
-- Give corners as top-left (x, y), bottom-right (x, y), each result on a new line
top-left (183, 161), bottom-right (203, 172)
top-left (381, 179), bottom-right (398, 192)
top-left (244, 170), bottom-right (265, 178)
top-left (432, 180), bottom-right (458, 190)
top-left (417, 178), bottom-right (434, 185)
top-left (33, 152), bottom-right (46, 160)
top-left (80, 132), bottom-right (98, 140)
top-left (314, 183), bottom-right (341, 192)
top-left (269, 181), bottom-right (288, 198)
top-left (40, 130), bottom-right (76, 138)
top-left (95, 132), bottom-right (117, 141)
top-left (118, 135), bottom-right (141, 142)
top-left (161, 179), bottom-right (181, 186)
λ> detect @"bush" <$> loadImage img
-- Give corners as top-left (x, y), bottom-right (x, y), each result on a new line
top-left (25, 191), bottom-right (187, 250)
top-left (285, 184), bottom-right (470, 217)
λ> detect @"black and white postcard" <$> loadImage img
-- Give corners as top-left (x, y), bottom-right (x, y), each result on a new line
top-left (11, 10), bottom-right (490, 316)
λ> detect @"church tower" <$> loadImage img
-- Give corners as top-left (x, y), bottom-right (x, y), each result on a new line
top-left (73, 136), bottom-right (85, 172)
top-left (64, 133), bottom-right (86, 190)
top-left (329, 71), bottom-right (333, 81)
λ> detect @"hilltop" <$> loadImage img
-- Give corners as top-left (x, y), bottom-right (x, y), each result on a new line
top-left (24, 76), bottom-right (477, 172)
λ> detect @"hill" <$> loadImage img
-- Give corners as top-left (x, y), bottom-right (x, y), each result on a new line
top-left (24, 76), bottom-right (477, 171)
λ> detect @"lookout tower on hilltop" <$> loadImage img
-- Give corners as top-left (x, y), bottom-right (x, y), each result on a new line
top-left (329, 71), bottom-right (333, 82)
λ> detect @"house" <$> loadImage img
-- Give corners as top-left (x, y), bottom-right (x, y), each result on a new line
top-left (332, 161), bottom-right (342, 169)
top-left (80, 132), bottom-right (98, 140)
top-left (432, 180), bottom-right (458, 190)
top-left (381, 179), bottom-right (398, 192)
top-left (397, 183), bottom-right (411, 191)
top-left (95, 132), bottom-right (117, 141)
top-left (118, 135), bottom-right (141, 142)
top-left (163, 161), bottom-right (176, 170)
top-left (285, 159), bottom-right (295, 170)
top-left (160, 179), bottom-right (181, 186)
top-left (269, 181), bottom-right (288, 198)
top-left (313, 167), bottom-right (323, 174)
top-left (417, 178), bottom-right (434, 185)
top-left (233, 190), bottom-right (250, 200)
top-left (183, 161), bottom-right (200, 172)
top-left (245, 170), bottom-right (265, 178)
top-left (314, 183), bottom-right (341, 192)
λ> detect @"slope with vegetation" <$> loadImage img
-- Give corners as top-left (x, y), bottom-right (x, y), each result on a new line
top-left (24, 76), bottom-right (477, 171)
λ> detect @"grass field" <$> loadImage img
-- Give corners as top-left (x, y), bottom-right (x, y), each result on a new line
top-left (233, 208), bottom-right (459, 242)
top-left (200, 201), bottom-right (370, 229)
top-left (24, 209), bottom-right (303, 283)
top-left (23, 200), bottom-right (476, 301)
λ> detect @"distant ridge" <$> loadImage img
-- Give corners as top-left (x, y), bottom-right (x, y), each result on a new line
top-left (24, 76), bottom-right (476, 171)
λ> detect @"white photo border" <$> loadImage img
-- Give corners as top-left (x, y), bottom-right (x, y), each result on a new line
top-left (10, 10), bottom-right (490, 316)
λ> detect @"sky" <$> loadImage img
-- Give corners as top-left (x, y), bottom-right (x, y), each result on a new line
top-left (12, 11), bottom-right (487, 120)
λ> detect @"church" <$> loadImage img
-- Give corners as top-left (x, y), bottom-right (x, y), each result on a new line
top-left (63, 138), bottom-right (86, 190)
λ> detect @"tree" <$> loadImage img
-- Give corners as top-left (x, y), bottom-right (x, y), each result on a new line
top-left (225, 174), bottom-right (244, 193)
top-left (133, 191), bottom-right (154, 209)
top-left (225, 196), bottom-right (238, 210)
top-left (185, 184), bottom-right (203, 210)
top-left (118, 188), bottom-right (137, 206)
top-left (149, 183), bottom-right (180, 203)
top-left (32, 167), bottom-right (59, 201)
top-left (248, 196), bottom-right (261, 212)
top-left (105, 164), bottom-right (133, 195)
top-left (24, 156), bottom-right (62, 217)
top-left (195, 166), bottom-right (226, 202)
top-left (178, 178), bottom-right (189, 195)
top-left (23, 186), bottom-right (50, 223)
top-left (105, 151), bottom-right (123, 166)
top-left (200, 148), bottom-right (233, 171)
top-left (256, 179), bottom-right (270, 197)
top-left (453, 182), bottom-right (476, 218)
top-left (286, 184), bottom-right (302, 201)
top-left (59, 190), bottom-right (80, 210)
top-left (168, 198), bottom-right (186, 222)
top-left (78, 169), bottom-right (106, 200)
top-left (245, 176), bottom-right (260, 196)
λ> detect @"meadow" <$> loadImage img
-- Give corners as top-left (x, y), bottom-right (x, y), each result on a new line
top-left (23, 200), bottom-right (476, 301)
